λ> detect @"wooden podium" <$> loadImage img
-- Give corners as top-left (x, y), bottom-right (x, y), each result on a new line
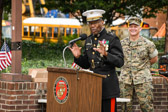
top-left (47, 67), bottom-right (106, 112)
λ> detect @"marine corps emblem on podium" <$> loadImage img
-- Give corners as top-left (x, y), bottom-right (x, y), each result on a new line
top-left (53, 76), bottom-right (69, 104)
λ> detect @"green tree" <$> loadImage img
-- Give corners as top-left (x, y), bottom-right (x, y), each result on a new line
top-left (165, 7), bottom-right (168, 54)
top-left (0, 0), bottom-right (3, 47)
top-left (45, 0), bottom-right (168, 25)
top-left (0, 0), bottom-right (11, 46)
top-left (45, 0), bottom-right (168, 53)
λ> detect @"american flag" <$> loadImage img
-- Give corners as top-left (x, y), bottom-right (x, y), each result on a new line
top-left (71, 62), bottom-right (81, 70)
top-left (0, 42), bottom-right (12, 71)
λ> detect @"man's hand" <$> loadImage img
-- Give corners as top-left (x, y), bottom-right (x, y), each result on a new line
top-left (93, 41), bottom-right (108, 57)
top-left (69, 43), bottom-right (82, 58)
top-left (150, 56), bottom-right (158, 65)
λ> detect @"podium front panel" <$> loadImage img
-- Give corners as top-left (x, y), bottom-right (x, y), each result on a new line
top-left (47, 67), bottom-right (104, 112)
top-left (47, 70), bottom-right (77, 112)
top-left (77, 72), bottom-right (102, 112)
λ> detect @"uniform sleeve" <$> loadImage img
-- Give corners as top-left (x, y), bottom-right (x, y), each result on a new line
top-left (104, 36), bottom-right (124, 68)
top-left (74, 55), bottom-right (90, 69)
top-left (148, 41), bottom-right (158, 58)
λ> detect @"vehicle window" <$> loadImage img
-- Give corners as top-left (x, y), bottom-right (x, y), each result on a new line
top-left (48, 27), bottom-right (52, 38)
top-left (60, 27), bottom-right (65, 36)
top-left (140, 29), bottom-right (150, 38)
top-left (35, 26), bottom-right (40, 36)
top-left (73, 28), bottom-right (77, 34)
top-left (2, 26), bottom-right (11, 38)
top-left (66, 28), bottom-right (71, 36)
top-left (54, 27), bottom-right (58, 38)
top-left (24, 26), bottom-right (28, 36)
top-left (30, 26), bottom-right (35, 36)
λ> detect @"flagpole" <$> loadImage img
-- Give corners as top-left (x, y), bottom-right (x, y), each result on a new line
top-left (4, 38), bottom-right (8, 73)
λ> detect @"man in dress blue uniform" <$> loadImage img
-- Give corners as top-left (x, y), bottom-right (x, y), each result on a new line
top-left (69, 9), bottom-right (124, 112)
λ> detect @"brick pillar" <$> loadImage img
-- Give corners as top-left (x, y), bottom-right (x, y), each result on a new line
top-left (0, 81), bottom-right (47, 112)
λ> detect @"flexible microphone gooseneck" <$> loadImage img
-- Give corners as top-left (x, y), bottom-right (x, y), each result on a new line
top-left (68, 34), bottom-right (87, 45)
top-left (63, 34), bottom-right (87, 67)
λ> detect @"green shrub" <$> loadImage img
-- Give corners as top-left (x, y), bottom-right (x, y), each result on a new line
top-left (150, 38), bottom-right (165, 52)
top-left (2, 36), bottom-right (163, 74)
top-left (21, 40), bottom-right (75, 74)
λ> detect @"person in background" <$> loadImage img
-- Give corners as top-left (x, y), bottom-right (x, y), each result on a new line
top-left (69, 9), bottom-right (124, 112)
top-left (119, 17), bottom-right (158, 112)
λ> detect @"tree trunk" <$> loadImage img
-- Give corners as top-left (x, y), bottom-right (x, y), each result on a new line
top-left (165, 7), bottom-right (168, 54)
top-left (0, 0), bottom-right (3, 47)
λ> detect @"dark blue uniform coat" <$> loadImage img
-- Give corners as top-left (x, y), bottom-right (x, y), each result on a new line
top-left (74, 28), bottom-right (124, 99)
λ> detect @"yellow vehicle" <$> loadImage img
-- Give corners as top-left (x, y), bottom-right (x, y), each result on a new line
top-left (22, 17), bottom-right (82, 43)
top-left (22, 0), bottom-right (48, 20)
top-left (111, 21), bottom-right (152, 40)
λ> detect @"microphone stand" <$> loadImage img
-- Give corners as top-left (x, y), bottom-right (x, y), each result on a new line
top-left (63, 45), bottom-right (71, 68)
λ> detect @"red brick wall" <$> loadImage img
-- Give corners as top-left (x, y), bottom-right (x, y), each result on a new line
top-left (0, 81), bottom-right (47, 112)
top-left (0, 77), bottom-right (167, 112)
top-left (143, 12), bottom-right (166, 36)
top-left (144, 12), bottom-right (166, 29)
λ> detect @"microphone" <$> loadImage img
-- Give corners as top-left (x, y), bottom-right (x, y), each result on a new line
top-left (69, 34), bottom-right (87, 45)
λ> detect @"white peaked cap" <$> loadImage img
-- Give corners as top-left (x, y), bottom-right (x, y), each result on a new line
top-left (82, 9), bottom-right (105, 22)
